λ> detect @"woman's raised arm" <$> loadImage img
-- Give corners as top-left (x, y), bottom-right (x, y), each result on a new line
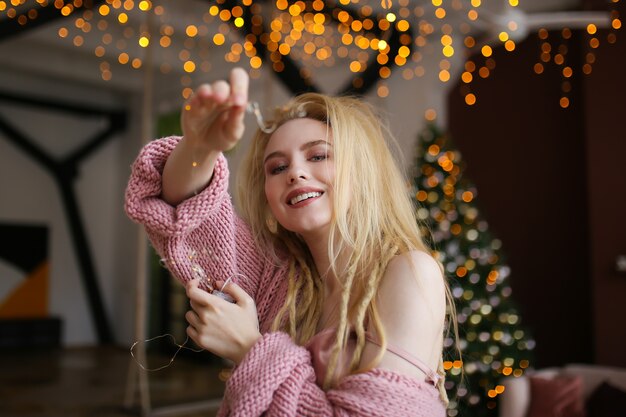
top-left (162, 67), bottom-right (249, 205)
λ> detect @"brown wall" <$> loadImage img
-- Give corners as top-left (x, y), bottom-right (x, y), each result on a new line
top-left (583, 23), bottom-right (626, 367)
top-left (446, 15), bottom-right (626, 368)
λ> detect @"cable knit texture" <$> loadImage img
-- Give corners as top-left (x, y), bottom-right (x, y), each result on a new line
top-left (125, 136), bottom-right (447, 416)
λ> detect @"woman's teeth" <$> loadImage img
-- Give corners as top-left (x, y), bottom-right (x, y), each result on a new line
top-left (290, 192), bottom-right (322, 205)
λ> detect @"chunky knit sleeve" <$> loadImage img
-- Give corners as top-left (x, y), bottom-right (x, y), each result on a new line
top-left (124, 136), bottom-right (265, 299)
top-left (219, 332), bottom-right (447, 417)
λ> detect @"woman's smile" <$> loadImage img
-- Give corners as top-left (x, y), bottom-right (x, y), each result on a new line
top-left (286, 188), bottom-right (325, 207)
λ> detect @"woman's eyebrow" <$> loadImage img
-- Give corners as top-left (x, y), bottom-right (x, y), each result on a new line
top-left (263, 139), bottom-right (331, 164)
top-left (301, 139), bottom-right (331, 150)
top-left (263, 150), bottom-right (285, 164)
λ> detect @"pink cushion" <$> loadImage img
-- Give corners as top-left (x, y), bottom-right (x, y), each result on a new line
top-left (527, 375), bottom-right (587, 417)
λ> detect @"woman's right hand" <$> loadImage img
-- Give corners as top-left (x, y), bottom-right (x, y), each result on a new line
top-left (162, 68), bottom-right (249, 205)
top-left (185, 278), bottom-right (261, 365)
top-left (181, 67), bottom-right (250, 153)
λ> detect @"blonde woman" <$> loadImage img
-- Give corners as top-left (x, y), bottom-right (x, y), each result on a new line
top-left (125, 67), bottom-right (452, 416)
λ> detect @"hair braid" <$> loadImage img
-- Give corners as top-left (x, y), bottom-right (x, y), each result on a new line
top-left (270, 258), bottom-right (297, 337)
top-left (437, 357), bottom-right (450, 405)
top-left (349, 243), bottom-right (398, 372)
top-left (270, 239), bottom-right (324, 344)
top-left (323, 261), bottom-right (358, 390)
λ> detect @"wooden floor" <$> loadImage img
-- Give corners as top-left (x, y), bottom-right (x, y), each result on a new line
top-left (0, 345), bottom-right (227, 417)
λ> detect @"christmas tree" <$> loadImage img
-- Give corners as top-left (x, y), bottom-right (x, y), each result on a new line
top-left (413, 122), bottom-right (535, 417)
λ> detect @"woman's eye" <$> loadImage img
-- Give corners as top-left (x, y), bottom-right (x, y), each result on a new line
top-left (270, 164), bottom-right (287, 175)
top-left (310, 153), bottom-right (327, 161)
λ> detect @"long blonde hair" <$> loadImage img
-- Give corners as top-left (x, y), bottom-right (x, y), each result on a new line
top-left (237, 94), bottom-right (453, 397)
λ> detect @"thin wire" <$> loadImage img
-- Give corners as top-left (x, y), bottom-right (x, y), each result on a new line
top-left (246, 101), bottom-right (277, 134)
top-left (129, 334), bottom-right (203, 372)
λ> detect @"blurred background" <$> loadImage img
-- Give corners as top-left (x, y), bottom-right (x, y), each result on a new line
top-left (0, 0), bottom-right (624, 416)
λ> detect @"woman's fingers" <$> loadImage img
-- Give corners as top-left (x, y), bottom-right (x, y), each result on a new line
top-left (193, 83), bottom-right (213, 103)
top-left (223, 105), bottom-right (246, 141)
top-left (219, 68), bottom-right (248, 140)
top-left (181, 67), bottom-right (249, 150)
top-left (185, 309), bottom-right (199, 327)
top-left (218, 281), bottom-right (253, 308)
top-left (194, 67), bottom-right (247, 109)
top-left (184, 81), bottom-right (227, 124)
top-left (211, 80), bottom-right (230, 104)
top-left (186, 278), bottom-right (235, 311)
top-left (186, 279), bottom-right (213, 308)
top-left (230, 67), bottom-right (249, 106)
top-left (186, 323), bottom-right (198, 340)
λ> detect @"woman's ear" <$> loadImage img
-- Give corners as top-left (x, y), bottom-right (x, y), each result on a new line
top-left (266, 212), bottom-right (278, 234)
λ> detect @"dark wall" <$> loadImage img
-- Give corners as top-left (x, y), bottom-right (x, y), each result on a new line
top-left (583, 24), bottom-right (626, 367)
top-left (446, 18), bottom-right (625, 367)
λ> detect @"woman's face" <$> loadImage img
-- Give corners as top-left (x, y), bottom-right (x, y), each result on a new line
top-left (263, 118), bottom-right (335, 240)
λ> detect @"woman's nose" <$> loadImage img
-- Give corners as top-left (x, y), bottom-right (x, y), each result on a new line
top-left (288, 167), bottom-right (308, 184)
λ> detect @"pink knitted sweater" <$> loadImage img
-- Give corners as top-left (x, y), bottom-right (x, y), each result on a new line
top-left (125, 136), bottom-right (447, 416)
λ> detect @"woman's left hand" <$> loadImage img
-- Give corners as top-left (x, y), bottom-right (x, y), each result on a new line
top-left (185, 278), bottom-right (261, 364)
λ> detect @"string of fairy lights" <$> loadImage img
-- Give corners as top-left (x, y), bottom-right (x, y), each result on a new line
top-left (0, 0), bottom-right (621, 106)
top-left (532, 16), bottom-right (622, 109)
